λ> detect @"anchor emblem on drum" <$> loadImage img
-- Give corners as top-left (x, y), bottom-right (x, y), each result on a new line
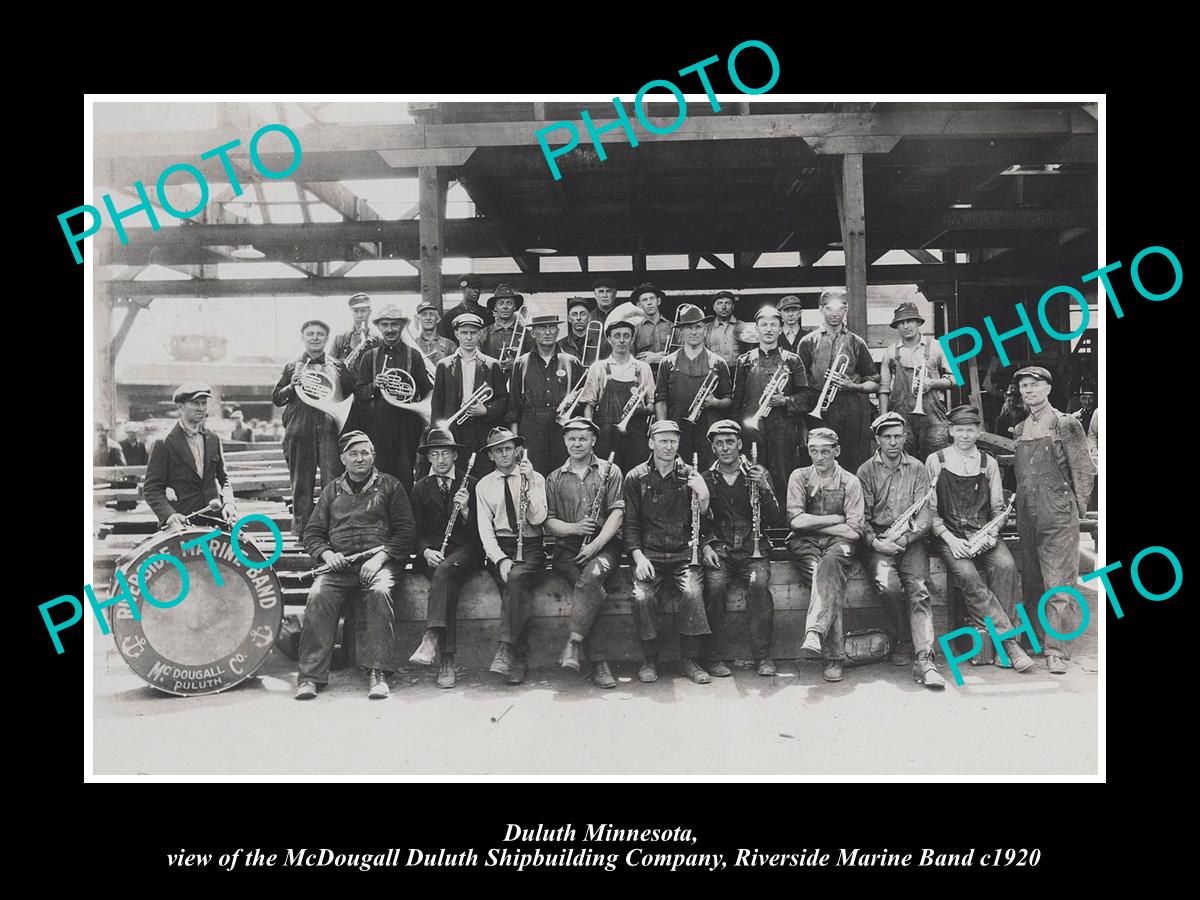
top-left (249, 625), bottom-right (274, 648)
top-left (122, 635), bottom-right (147, 658)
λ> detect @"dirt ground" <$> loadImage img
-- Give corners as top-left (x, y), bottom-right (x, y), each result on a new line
top-left (92, 600), bottom-right (1099, 778)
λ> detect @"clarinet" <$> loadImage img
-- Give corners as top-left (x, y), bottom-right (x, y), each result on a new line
top-left (740, 444), bottom-right (763, 559)
top-left (586, 452), bottom-right (617, 525)
top-left (438, 452), bottom-right (477, 556)
top-left (688, 452), bottom-right (701, 567)
top-left (515, 449), bottom-right (529, 563)
top-left (311, 545), bottom-right (386, 577)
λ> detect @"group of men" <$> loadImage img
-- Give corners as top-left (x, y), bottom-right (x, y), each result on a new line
top-left (136, 278), bottom-right (1096, 701)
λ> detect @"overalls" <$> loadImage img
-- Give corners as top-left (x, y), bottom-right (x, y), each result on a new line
top-left (888, 342), bottom-right (950, 460)
top-left (663, 349), bottom-right (724, 469)
top-left (787, 471), bottom-right (855, 661)
top-left (743, 351), bottom-right (808, 504)
top-left (594, 362), bottom-right (649, 476)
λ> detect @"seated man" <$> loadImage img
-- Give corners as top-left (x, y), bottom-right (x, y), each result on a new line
top-left (544, 418), bottom-right (625, 689)
top-left (408, 428), bottom-right (485, 689)
top-left (475, 427), bottom-right (548, 686)
top-left (296, 430), bottom-right (416, 700)
top-left (785, 427), bottom-right (866, 683)
top-left (622, 420), bottom-right (713, 685)
top-left (701, 419), bottom-right (780, 677)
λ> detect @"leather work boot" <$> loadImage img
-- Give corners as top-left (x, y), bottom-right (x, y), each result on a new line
top-left (890, 641), bottom-right (914, 667)
top-left (1000, 641), bottom-right (1035, 672)
top-left (913, 652), bottom-right (946, 689)
top-left (1046, 654), bottom-right (1068, 675)
top-left (489, 642), bottom-right (514, 676)
top-left (757, 658), bottom-right (777, 677)
top-left (801, 631), bottom-right (823, 659)
top-left (822, 659), bottom-right (844, 682)
top-left (560, 638), bottom-right (583, 671)
top-left (409, 629), bottom-right (440, 666)
top-left (437, 654), bottom-right (456, 689)
top-left (368, 669), bottom-right (390, 699)
top-left (638, 656), bottom-right (659, 683)
top-left (294, 680), bottom-right (317, 700)
top-left (506, 654), bottom-right (528, 686)
top-left (705, 659), bottom-right (733, 678)
top-left (680, 658), bottom-right (712, 685)
top-left (592, 661), bottom-right (617, 689)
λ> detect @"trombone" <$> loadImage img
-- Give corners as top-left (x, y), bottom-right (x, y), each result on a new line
top-left (442, 385), bottom-right (494, 428)
top-left (556, 320), bottom-right (603, 424)
top-left (663, 303), bottom-right (700, 355)
top-left (811, 351), bottom-right (852, 421)
top-left (498, 306), bottom-right (532, 367)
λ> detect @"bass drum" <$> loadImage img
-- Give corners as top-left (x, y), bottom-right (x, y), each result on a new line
top-left (109, 526), bottom-right (284, 696)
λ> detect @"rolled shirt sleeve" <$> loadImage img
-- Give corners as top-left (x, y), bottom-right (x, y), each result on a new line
top-left (785, 469), bottom-right (808, 522)
top-left (475, 477), bottom-right (504, 564)
top-left (843, 473), bottom-right (866, 540)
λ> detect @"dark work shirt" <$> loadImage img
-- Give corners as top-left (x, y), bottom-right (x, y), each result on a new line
top-left (303, 468), bottom-right (415, 563)
top-left (730, 346), bottom-right (816, 421)
top-left (622, 457), bottom-right (708, 559)
top-left (439, 300), bottom-right (494, 340)
top-left (273, 352), bottom-right (355, 433)
top-left (702, 464), bottom-right (780, 555)
top-left (508, 350), bottom-right (581, 422)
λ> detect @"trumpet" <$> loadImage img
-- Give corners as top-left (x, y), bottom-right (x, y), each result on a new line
top-left (684, 366), bottom-right (720, 424)
top-left (663, 303), bottom-right (700, 356)
top-left (498, 306), bottom-right (532, 367)
top-left (743, 364), bottom-right (790, 431)
top-left (963, 493), bottom-right (1015, 558)
top-left (556, 320), bottom-right (603, 424)
top-left (442, 385), bottom-right (494, 428)
top-left (377, 356), bottom-right (431, 424)
top-left (615, 386), bottom-right (647, 433)
top-left (439, 452), bottom-right (477, 556)
top-left (295, 358), bottom-right (353, 430)
top-left (740, 444), bottom-right (764, 559)
top-left (812, 350), bottom-right (852, 420)
top-left (911, 345), bottom-right (928, 416)
top-left (881, 475), bottom-right (938, 544)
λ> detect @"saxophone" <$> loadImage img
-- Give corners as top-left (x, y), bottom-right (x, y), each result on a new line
top-left (964, 493), bottom-right (1016, 557)
top-left (881, 475), bottom-right (939, 543)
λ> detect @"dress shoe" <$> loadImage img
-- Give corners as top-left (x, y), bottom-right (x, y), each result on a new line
top-left (801, 631), bottom-right (823, 659)
top-left (1000, 641), bottom-right (1035, 672)
top-left (489, 641), bottom-right (513, 676)
top-left (368, 669), bottom-right (390, 699)
top-left (294, 680), bottom-right (317, 700)
top-left (560, 638), bottom-right (583, 671)
top-left (680, 658), bottom-right (712, 684)
top-left (592, 661), bottom-right (617, 689)
top-left (409, 629), bottom-right (439, 666)
top-left (890, 641), bottom-right (913, 667)
top-left (705, 659), bottom-right (733, 677)
top-left (437, 655), bottom-right (456, 689)
top-left (822, 660), bottom-right (844, 682)
top-left (1046, 654), bottom-right (1068, 675)
top-left (757, 658), bottom-right (777, 677)
top-left (506, 654), bottom-right (528, 685)
top-left (913, 652), bottom-right (946, 689)
top-left (638, 658), bottom-right (659, 683)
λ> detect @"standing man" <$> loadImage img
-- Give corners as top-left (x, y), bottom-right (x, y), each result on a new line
top-left (701, 420), bottom-right (780, 677)
top-left (778, 295), bottom-right (805, 354)
top-left (589, 276), bottom-right (620, 328)
top-left (796, 290), bottom-right (878, 473)
top-left (119, 422), bottom-right (149, 465)
top-left (705, 290), bottom-right (747, 368)
top-left (857, 412), bottom-right (943, 689)
top-left (508, 313), bottom-right (581, 476)
top-left (439, 273), bottom-right (493, 341)
top-left (1012, 366), bottom-right (1095, 674)
top-left (475, 427), bottom-right (548, 686)
top-left (654, 304), bottom-right (732, 469)
top-left (273, 319), bottom-right (354, 536)
top-left (409, 301), bottom-right (457, 375)
top-left (580, 314), bottom-right (656, 475)
top-left (407, 427), bottom-right (484, 689)
top-left (295, 430), bottom-right (415, 701)
top-left (994, 379), bottom-right (1027, 437)
top-left (431, 312), bottom-right (510, 479)
top-left (785, 427), bottom-right (865, 683)
top-left (878, 302), bottom-right (952, 460)
top-left (631, 282), bottom-right (673, 367)
top-left (558, 297), bottom-right (596, 361)
top-left (926, 405), bottom-right (1034, 673)
top-left (623, 420), bottom-right (714, 685)
top-left (94, 423), bottom-right (125, 466)
top-left (330, 292), bottom-right (379, 362)
top-left (731, 305), bottom-right (817, 509)
top-left (544, 419), bottom-right (626, 689)
top-left (480, 284), bottom-right (529, 372)
top-left (228, 410), bottom-right (253, 444)
top-left (352, 304), bottom-right (433, 493)
top-left (143, 382), bottom-right (238, 529)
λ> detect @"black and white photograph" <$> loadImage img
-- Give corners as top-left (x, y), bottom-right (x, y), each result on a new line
top-left (83, 94), bottom-right (1104, 779)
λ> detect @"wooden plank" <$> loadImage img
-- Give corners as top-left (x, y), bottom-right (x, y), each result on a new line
top-left (837, 154), bottom-right (869, 338)
top-left (95, 285), bottom-right (115, 430)
top-left (967, 354), bottom-right (985, 415)
top-left (418, 166), bottom-right (447, 312)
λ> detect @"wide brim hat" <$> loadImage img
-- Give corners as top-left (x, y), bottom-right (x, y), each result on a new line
top-left (371, 303), bottom-right (406, 324)
top-left (529, 314), bottom-right (564, 328)
top-left (418, 427), bottom-right (468, 454)
top-left (486, 285), bottom-right (525, 310)
top-left (889, 302), bottom-right (925, 327)
top-left (674, 303), bottom-right (713, 326)
top-left (481, 427), bottom-right (525, 451)
top-left (631, 282), bottom-right (666, 302)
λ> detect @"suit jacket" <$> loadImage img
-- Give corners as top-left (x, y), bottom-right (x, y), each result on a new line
top-left (143, 422), bottom-right (233, 524)
top-left (430, 351), bottom-right (510, 431)
top-left (411, 468), bottom-right (483, 555)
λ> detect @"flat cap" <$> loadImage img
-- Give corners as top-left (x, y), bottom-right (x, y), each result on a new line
top-left (560, 417), bottom-right (600, 435)
top-left (712, 290), bottom-right (738, 303)
top-left (754, 305), bottom-right (782, 323)
top-left (778, 295), bottom-right (803, 312)
top-left (870, 411), bottom-right (908, 434)
top-left (567, 296), bottom-right (594, 313)
top-left (706, 419), bottom-right (742, 440)
top-left (648, 420), bottom-right (682, 437)
top-left (173, 381), bottom-right (213, 404)
top-left (807, 426), bottom-right (840, 446)
top-left (631, 282), bottom-right (666, 302)
top-left (591, 276), bottom-right (619, 290)
top-left (458, 273), bottom-right (483, 290)
top-left (453, 312), bottom-right (485, 330)
top-left (338, 430), bottom-right (373, 453)
top-left (301, 319), bottom-right (331, 334)
top-left (1014, 365), bottom-right (1053, 385)
top-left (947, 404), bottom-right (983, 425)
top-left (414, 301), bottom-right (440, 316)
top-left (347, 292), bottom-right (371, 309)
top-left (371, 304), bottom-right (405, 324)
top-left (819, 290), bottom-right (848, 307)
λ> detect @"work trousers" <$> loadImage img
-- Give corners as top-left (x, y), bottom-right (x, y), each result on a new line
top-left (486, 537), bottom-right (547, 654)
top-left (934, 537), bottom-right (1018, 633)
top-left (283, 427), bottom-right (342, 536)
top-left (864, 541), bottom-right (934, 657)
top-left (703, 548), bottom-right (774, 661)
top-left (551, 545), bottom-right (620, 663)
top-left (520, 410), bottom-right (568, 480)
top-left (819, 393), bottom-right (874, 474)
top-left (298, 560), bottom-right (398, 683)
top-left (423, 543), bottom-right (485, 655)
top-left (901, 411), bottom-right (951, 461)
top-left (787, 535), bottom-right (854, 660)
top-left (632, 555), bottom-right (711, 658)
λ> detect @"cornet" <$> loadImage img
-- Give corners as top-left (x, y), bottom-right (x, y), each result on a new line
top-left (663, 303), bottom-right (700, 356)
top-left (684, 366), bottom-right (720, 424)
top-left (811, 351), bottom-right (852, 421)
top-left (443, 385), bottom-right (494, 427)
top-left (911, 349), bottom-right (927, 416)
top-left (499, 306), bottom-right (532, 367)
top-left (743, 365), bottom-right (790, 431)
top-left (556, 320), bottom-right (603, 424)
top-left (377, 356), bottom-right (431, 424)
top-left (295, 358), bottom-right (353, 430)
top-left (615, 386), bottom-right (647, 433)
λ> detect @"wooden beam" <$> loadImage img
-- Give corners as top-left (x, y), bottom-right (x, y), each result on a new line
top-left (578, 255), bottom-right (589, 273)
top-left (419, 166), bottom-right (447, 312)
top-left (834, 154), bottom-right (869, 337)
top-left (906, 248), bottom-right (942, 264)
top-left (111, 300), bottom-right (148, 358)
top-left (701, 253), bottom-right (733, 271)
top-left (95, 284), bottom-right (116, 429)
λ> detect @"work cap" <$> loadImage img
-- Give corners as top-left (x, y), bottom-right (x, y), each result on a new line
top-left (338, 430), bottom-right (373, 453)
top-left (415, 301), bottom-right (440, 316)
top-left (889, 302), bottom-right (924, 327)
top-left (347, 292), bottom-right (371, 309)
top-left (777, 295), bottom-right (803, 312)
top-left (712, 290), bottom-right (738, 304)
top-left (807, 427), bottom-right (839, 446)
top-left (173, 381), bottom-right (213, 404)
top-left (648, 420), bottom-right (682, 438)
top-left (1013, 365), bottom-right (1052, 385)
top-left (819, 290), bottom-right (847, 307)
top-left (754, 305), bottom-right (782, 323)
top-left (230, 410), bottom-right (244, 420)
top-left (947, 405), bottom-right (983, 426)
top-left (458, 274), bottom-right (483, 290)
top-left (591, 276), bottom-right (619, 290)
top-left (371, 304), bottom-right (405, 324)
top-left (453, 312), bottom-right (485, 330)
top-left (301, 319), bottom-right (331, 334)
top-left (706, 419), bottom-right (742, 440)
top-left (482, 426), bottom-right (525, 451)
top-left (631, 282), bottom-right (666, 302)
top-left (567, 296), bottom-right (594, 313)
top-left (560, 417), bottom-right (600, 435)
top-left (123, 421), bottom-right (141, 433)
top-left (870, 411), bottom-right (908, 434)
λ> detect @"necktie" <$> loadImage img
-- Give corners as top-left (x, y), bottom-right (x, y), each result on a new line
top-left (440, 477), bottom-right (451, 498)
top-left (504, 474), bottom-right (519, 535)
